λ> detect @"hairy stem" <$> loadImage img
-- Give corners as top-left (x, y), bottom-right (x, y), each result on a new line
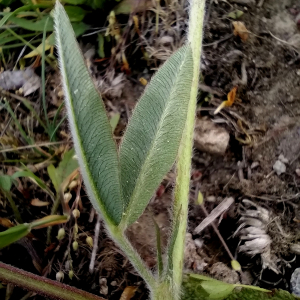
top-left (0, 262), bottom-right (105, 300)
top-left (111, 227), bottom-right (156, 288)
top-left (171, 0), bottom-right (205, 292)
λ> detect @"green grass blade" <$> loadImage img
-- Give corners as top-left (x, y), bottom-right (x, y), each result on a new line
top-left (0, 224), bottom-right (31, 249)
top-left (0, 4), bottom-right (52, 28)
top-left (119, 45), bottom-right (193, 226)
top-left (7, 15), bottom-right (53, 32)
top-left (42, 17), bottom-right (50, 131)
top-left (54, 2), bottom-right (123, 226)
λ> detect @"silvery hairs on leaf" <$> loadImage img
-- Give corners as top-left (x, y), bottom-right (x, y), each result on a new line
top-left (119, 44), bottom-right (194, 226)
top-left (54, 1), bottom-right (123, 225)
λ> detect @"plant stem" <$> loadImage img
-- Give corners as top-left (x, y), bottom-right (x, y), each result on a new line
top-left (170, 0), bottom-right (205, 292)
top-left (0, 262), bottom-right (105, 300)
top-left (151, 281), bottom-right (174, 300)
top-left (111, 228), bottom-right (156, 288)
top-left (234, 284), bottom-right (269, 293)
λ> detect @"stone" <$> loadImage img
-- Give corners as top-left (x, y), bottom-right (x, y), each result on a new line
top-left (273, 160), bottom-right (286, 175)
top-left (278, 154), bottom-right (289, 164)
top-left (194, 117), bottom-right (230, 155)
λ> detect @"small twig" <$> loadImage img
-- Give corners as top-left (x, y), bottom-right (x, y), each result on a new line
top-left (279, 98), bottom-right (295, 117)
top-left (199, 83), bottom-right (223, 96)
top-left (245, 193), bottom-right (300, 203)
top-left (257, 0), bottom-right (264, 7)
top-left (200, 203), bottom-right (235, 261)
top-left (89, 214), bottom-right (101, 273)
top-left (240, 61), bottom-right (247, 86)
top-left (0, 141), bottom-right (70, 153)
top-left (203, 34), bottom-right (233, 47)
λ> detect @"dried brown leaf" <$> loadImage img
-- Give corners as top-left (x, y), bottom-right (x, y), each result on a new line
top-left (232, 21), bottom-right (249, 41)
top-left (119, 286), bottom-right (137, 300)
top-left (31, 198), bottom-right (50, 207)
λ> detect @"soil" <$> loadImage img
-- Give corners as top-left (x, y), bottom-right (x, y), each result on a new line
top-left (2, 0), bottom-right (300, 299)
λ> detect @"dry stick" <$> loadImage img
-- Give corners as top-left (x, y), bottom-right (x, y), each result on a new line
top-left (0, 141), bottom-right (70, 153)
top-left (89, 214), bottom-right (101, 273)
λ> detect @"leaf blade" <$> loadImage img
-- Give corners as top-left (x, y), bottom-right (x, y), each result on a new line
top-left (0, 224), bottom-right (31, 249)
top-left (119, 45), bottom-right (193, 225)
top-left (54, 2), bottom-right (123, 225)
top-left (47, 149), bottom-right (79, 193)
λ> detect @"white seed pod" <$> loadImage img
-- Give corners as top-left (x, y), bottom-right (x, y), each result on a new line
top-left (86, 236), bottom-right (93, 247)
top-left (57, 228), bottom-right (65, 240)
top-left (72, 209), bottom-right (80, 219)
top-left (69, 270), bottom-right (74, 280)
top-left (56, 271), bottom-right (64, 281)
top-left (72, 241), bottom-right (78, 251)
top-left (68, 180), bottom-right (78, 190)
top-left (64, 192), bottom-right (72, 203)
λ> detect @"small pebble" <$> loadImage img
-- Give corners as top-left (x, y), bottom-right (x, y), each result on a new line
top-left (278, 154), bottom-right (289, 164)
top-left (206, 195), bottom-right (216, 202)
top-left (194, 238), bottom-right (204, 249)
top-left (273, 160), bottom-right (286, 175)
top-left (296, 169), bottom-right (300, 177)
top-left (251, 161), bottom-right (260, 169)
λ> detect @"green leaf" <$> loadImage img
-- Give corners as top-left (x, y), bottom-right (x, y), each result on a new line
top-left (0, 224), bottom-right (31, 249)
top-left (8, 15), bottom-right (54, 32)
top-left (0, 0), bottom-right (17, 6)
top-left (63, 0), bottom-right (86, 4)
top-left (110, 113), bottom-right (120, 132)
top-left (85, 0), bottom-right (106, 9)
top-left (0, 4), bottom-right (52, 28)
top-left (0, 175), bottom-right (12, 192)
top-left (31, 215), bottom-right (68, 229)
top-left (201, 281), bottom-right (235, 300)
top-left (47, 23), bottom-right (90, 47)
top-left (72, 22), bottom-right (90, 37)
top-left (119, 45), bottom-right (193, 225)
top-left (0, 32), bottom-right (36, 46)
top-left (12, 170), bottom-right (48, 191)
top-left (54, 2), bottom-right (123, 225)
top-left (47, 149), bottom-right (79, 192)
top-left (228, 10), bottom-right (244, 19)
top-left (98, 33), bottom-right (105, 58)
top-left (64, 6), bottom-right (87, 22)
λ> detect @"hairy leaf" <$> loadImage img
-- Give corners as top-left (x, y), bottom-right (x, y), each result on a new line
top-left (54, 2), bottom-right (123, 225)
top-left (119, 45), bottom-right (193, 225)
